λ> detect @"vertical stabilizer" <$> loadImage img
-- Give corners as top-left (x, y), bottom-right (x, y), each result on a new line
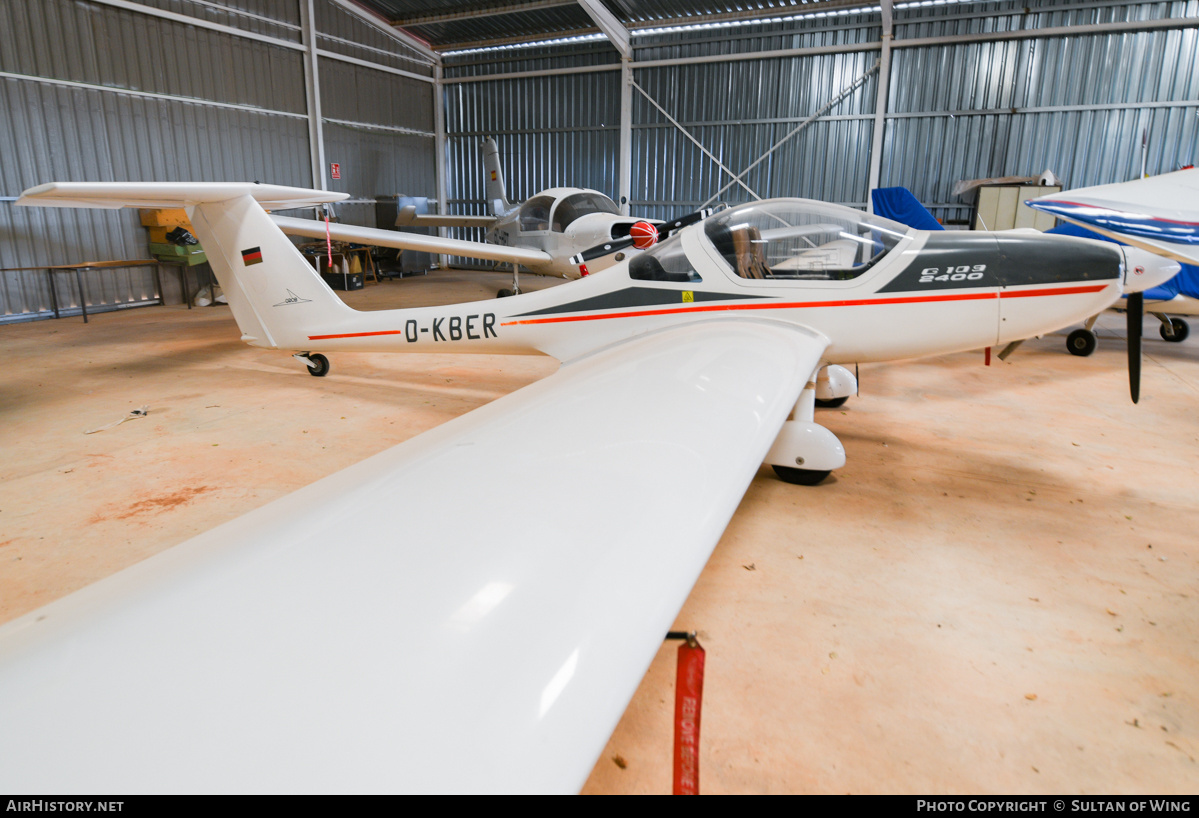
top-left (481, 137), bottom-right (513, 216)
top-left (189, 196), bottom-right (355, 350)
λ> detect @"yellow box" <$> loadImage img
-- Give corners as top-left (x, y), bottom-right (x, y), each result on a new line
top-left (139, 208), bottom-right (192, 228)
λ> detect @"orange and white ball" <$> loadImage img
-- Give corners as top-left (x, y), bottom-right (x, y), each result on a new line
top-left (630, 221), bottom-right (659, 249)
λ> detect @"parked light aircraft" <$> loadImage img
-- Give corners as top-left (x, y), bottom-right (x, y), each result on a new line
top-left (0, 180), bottom-right (1178, 794)
top-left (1028, 168), bottom-right (1199, 400)
top-left (1044, 221), bottom-right (1195, 358)
top-left (290, 137), bottom-right (713, 295)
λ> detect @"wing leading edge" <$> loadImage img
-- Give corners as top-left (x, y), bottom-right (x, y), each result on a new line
top-left (0, 318), bottom-right (827, 793)
top-left (1027, 168), bottom-right (1199, 265)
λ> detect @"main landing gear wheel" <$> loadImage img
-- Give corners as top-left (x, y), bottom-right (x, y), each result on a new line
top-left (497, 288), bottom-right (521, 298)
top-left (815, 396), bottom-right (849, 409)
top-left (1160, 317), bottom-right (1189, 343)
top-left (1066, 328), bottom-right (1097, 357)
top-left (772, 465), bottom-right (831, 486)
top-left (306, 353), bottom-right (330, 377)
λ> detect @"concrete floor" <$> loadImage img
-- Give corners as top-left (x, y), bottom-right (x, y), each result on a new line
top-left (1, 270), bottom-right (1197, 794)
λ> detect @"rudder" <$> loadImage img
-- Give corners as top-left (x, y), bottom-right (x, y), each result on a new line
top-left (189, 195), bottom-right (354, 351)
top-left (481, 138), bottom-right (512, 217)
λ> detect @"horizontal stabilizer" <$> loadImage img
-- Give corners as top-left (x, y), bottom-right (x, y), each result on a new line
top-left (17, 182), bottom-right (348, 211)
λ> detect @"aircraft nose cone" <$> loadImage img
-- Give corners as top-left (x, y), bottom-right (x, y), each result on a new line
top-left (1122, 246), bottom-right (1180, 293)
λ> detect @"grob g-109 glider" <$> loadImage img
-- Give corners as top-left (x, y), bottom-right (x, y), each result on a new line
top-left (0, 181), bottom-right (1177, 793)
top-left (278, 137), bottom-right (713, 294)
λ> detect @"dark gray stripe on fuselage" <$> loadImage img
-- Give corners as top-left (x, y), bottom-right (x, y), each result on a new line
top-left (877, 232), bottom-right (1122, 293)
top-left (512, 286), bottom-right (770, 317)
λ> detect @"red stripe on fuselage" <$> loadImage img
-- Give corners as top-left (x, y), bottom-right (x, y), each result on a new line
top-left (308, 329), bottom-right (405, 340)
top-left (499, 284), bottom-right (1108, 327)
top-left (302, 284), bottom-right (1110, 339)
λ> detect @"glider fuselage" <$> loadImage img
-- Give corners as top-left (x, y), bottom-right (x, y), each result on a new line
top-left (285, 209), bottom-right (1133, 366)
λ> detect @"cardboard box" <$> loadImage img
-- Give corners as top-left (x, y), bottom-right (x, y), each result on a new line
top-left (140, 208), bottom-right (193, 228)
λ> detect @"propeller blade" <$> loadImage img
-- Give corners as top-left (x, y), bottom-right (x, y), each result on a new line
top-left (569, 236), bottom-right (635, 265)
top-left (661, 207), bottom-right (717, 237)
top-left (573, 205), bottom-right (727, 266)
top-left (1128, 291), bottom-right (1143, 404)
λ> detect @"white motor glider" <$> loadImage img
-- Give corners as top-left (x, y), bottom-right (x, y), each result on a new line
top-left (0, 181), bottom-right (1177, 794)
top-left (281, 137), bottom-right (715, 295)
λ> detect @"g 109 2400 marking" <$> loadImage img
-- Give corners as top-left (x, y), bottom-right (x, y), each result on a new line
top-left (919, 265), bottom-right (987, 284)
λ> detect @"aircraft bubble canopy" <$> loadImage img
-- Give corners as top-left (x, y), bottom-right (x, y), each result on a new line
top-left (551, 192), bottom-right (620, 232)
top-left (702, 199), bottom-right (912, 281)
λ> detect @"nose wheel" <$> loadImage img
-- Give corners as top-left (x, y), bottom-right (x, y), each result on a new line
top-left (1157, 316), bottom-right (1189, 343)
top-left (1066, 328), bottom-right (1097, 357)
top-left (294, 352), bottom-right (330, 377)
top-left (498, 262), bottom-right (522, 298)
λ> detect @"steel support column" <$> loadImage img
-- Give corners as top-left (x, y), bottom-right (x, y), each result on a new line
top-left (300, 0), bottom-right (326, 191)
top-left (867, 0), bottom-right (892, 213)
top-left (619, 59), bottom-right (633, 215)
top-left (434, 63), bottom-right (450, 268)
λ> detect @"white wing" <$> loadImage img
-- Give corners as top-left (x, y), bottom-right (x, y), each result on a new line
top-left (1027, 168), bottom-right (1199, 265)
top-left (14, 183), bottom-right (550, 270)
top-left (395, 205), bottom-right (497, 229)
top-left (0, 318), bottom-right (827, 794)
top-left (271, 214), bottom-right (553, 269)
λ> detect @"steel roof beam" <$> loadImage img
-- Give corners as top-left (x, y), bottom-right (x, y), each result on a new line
top-left (576, 0), bottom-right (630, 58)
top-left (392, 0), bottom-right (578, 27)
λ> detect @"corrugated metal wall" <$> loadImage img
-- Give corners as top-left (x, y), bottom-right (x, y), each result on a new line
top-left (888, 0), bottom-right (1199, 222)
top-left (442, 0), bottom-right (1199, 227)
top-left (0, 0), bottom-right (437, 323)
top-left (4, 0), bottom-right (1197, 321)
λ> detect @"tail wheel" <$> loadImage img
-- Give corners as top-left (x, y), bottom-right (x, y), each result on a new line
top-left (307, 353), bottom-right (330, 377)
top-left (1066, 329), bottom-right (1097, 357)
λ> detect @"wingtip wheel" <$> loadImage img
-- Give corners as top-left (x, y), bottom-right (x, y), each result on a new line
top-left (294, 352), bottom-right (330, 377)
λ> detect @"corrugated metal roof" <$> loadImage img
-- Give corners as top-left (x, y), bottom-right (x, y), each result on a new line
top-left (357, 0), bottom-right (880, 50)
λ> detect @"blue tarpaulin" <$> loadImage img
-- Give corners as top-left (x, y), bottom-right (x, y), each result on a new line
top-left (871, 187), bottom-right (944, 231)
top-left (1046, 222), bottom-right (1198, 302)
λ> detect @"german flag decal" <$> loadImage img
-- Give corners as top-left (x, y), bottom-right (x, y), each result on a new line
top-left (241, 247), bottom-right (263, 266)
